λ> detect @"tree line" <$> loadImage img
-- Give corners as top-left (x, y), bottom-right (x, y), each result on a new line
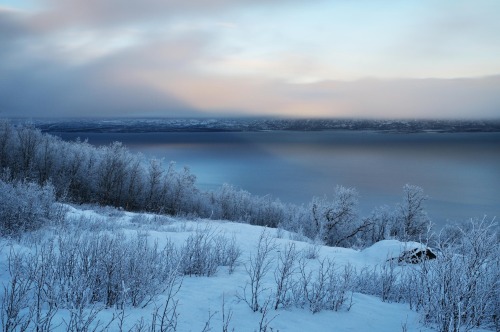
top-left (1, 120), bottom-right (431, 245)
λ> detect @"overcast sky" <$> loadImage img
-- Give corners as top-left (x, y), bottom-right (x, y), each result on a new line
top-left (1, 0), bottom-right (500, 118)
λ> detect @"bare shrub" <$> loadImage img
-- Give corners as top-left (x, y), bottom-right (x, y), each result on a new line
top-left (63, 303), bottom-right (110, 332)
top-left (292, 257), bottom-right (355, 313)
top-left (354, 266), bottom-right (379, 297)
top-left (148, 274), bottom-right (182, 332)
top-left (179, 226), bottom-right (219, 277)
top-left (213, 234), bottom-right (242, 274)
top-left (130, 214), bottom-right (174, 230)
top-left (257, 297), bottom-right (279, 332)
top-left (221, 294), bottom-right (234, 332)
top-left (355, 219), bottom-right (499, 332)
top-left (302, 242), bottom-right (321, 260)
top-left (416, 219), bottom-right (499, 331)
top-left (274, 242), bottom-right (298, 310)
top-left (240, 229), bottom-right (277, 312)
top-left (0, 179), bottom-right (57, 237)
top-left (179, 226), bottom-right (242, 277)
top-left (1, 228), bottom-right (182, 325)
top-left (1, 249), bottom-right (34, 332)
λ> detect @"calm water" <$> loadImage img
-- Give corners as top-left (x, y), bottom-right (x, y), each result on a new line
top-left (56, 131), bottom-right (500, 226)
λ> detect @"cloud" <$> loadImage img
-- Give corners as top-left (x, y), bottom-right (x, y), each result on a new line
top-left (0, 59), bottom-right (201, 118)
top-left (0, 7), bottom-right (42, 56)
top-left (0, 8), bottom-right (28, 40)
top-left (310, 76), bottom-right (500, 119)
top-left (0, 12), bottom-right (205, 118)
top-left (161, 75), bottom-right (500, 119)
top-left (1, 1), bottom-right (499, 119)
top-left (32, 0), bottom-right (305, 29)
top-left (0, 6), bottom-right (213, 117)
top-left (3, 55), bottom-right (500, 119)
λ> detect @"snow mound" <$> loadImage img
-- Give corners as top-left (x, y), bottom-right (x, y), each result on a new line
top-left (360, 239), bottom-right (429, 264)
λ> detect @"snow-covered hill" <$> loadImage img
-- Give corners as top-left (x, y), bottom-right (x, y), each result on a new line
top-left (0, 205), bottom-right (445, 332)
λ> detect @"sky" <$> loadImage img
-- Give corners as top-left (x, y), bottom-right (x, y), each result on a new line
top-left (1, 0), bottom-right (500, 119)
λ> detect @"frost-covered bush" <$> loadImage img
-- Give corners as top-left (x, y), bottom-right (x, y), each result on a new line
top-left (360, 205), bottom-right (395, 246)
top-left (355, 220), bottom-right (499, 332)
top-left (292, 257), bottom-right (354, 313)
top-left (55, 230), bottom-right (180, 308)
top-left (210, 184), bottom-right (253, 222)
top-left (0, 221), bottom-right (246, 331)
top-left (414, 220), bottom-right (499, 331)
top-left (308, 186), bottom-right (370, 247)
top-left (0, 179), bottom-right (56, 236)
top-left (213, 234), bottom-right (242, 274)
top-left (277, 203), bottom-right (310, 238)
top-left (355, 259), bottom-right (402, 303)
top-left (0, 122), bottom-right (205, 217)
top-left (209, 184), bottom-right (286, 227)
top-left (180, 227), bottom-right (219, 277)
top-left (179, 226), bottom-right (242, 277)
top-left (0, 231), bottom-right (183, 330)
top-left (242, 239), bottom-right (356, 314)
top-left (248, 195), bottom-right (285, 227)
top-left (1, 231), bottom-right (180, 315)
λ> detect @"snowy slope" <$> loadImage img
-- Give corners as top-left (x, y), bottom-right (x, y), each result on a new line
top-left (0, 205), bottom-right (441, 332)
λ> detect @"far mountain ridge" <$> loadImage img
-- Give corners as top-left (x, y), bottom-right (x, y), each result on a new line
top-left (17, 118), bottom-right (500, 134)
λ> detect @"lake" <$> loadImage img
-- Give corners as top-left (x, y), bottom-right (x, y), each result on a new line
top-left (55, 130), bottom-right (500, 226)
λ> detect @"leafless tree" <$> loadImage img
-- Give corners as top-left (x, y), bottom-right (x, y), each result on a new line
top-left (311, 186), bottom-right (369, 247)
top-left (393, 184), bottom-right (430, 241)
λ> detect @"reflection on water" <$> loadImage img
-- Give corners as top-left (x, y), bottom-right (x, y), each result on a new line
top-left (56, 131), bottom-right (500, 226)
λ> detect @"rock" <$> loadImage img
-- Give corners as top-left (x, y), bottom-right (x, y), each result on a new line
top-left (397, 247), bottom-right (436, 264)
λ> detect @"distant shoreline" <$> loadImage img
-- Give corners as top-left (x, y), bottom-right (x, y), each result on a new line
top-left (8, 117), bottom-right (500, 134)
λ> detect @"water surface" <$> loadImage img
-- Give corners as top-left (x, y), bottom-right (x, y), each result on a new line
top-left (56, 131), bottom-right (500, 226)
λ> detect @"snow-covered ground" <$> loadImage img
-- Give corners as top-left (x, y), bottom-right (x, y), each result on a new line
top-left (0, 205), bottom-right (464, 331)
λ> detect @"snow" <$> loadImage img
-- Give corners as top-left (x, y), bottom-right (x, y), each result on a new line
top-left (359, 239), bottom-right (429, 265)
top-left (0, 205), bottom-right (441, 331)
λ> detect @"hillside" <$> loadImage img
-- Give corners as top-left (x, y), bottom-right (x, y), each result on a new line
top-left (1, 204), bottom-right (496, 332)
top-left (0, 208), bottom-right (432, 331)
